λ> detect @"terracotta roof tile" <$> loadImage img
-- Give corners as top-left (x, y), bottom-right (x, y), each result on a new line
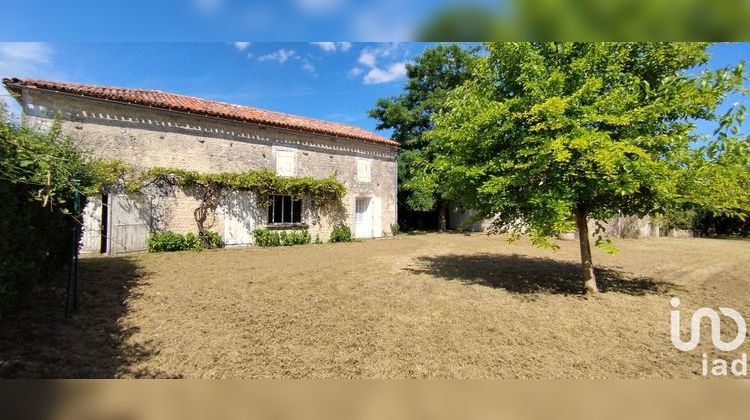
top-left (3, 77), bottom-right (399, 147)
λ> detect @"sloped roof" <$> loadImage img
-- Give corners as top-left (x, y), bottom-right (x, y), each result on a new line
top-left (3, 77), bottom-right (399, 147)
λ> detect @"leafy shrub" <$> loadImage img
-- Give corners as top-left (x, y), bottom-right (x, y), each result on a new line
top-left (662, 207), bottom-right (698, 230)
top-left (278, 231), bottom-right (289, 246)
top-left (147, 230), bottom-right (204, 252)
top-left (693, 210), bottom-right (749, 237)
top-left (283, 229), bottom-right (310, 246)
top-left (148, 230), bottom-right (184, 252)
top-left (390, 223), bottom-right (400, 236)
top-left (330, 224), bottom-right (353, 243)
top-left (253, 228), bottom-right (272, 247)
top-left (253, 228), bottom-right (311, 247)
top-left (199, 229), bottom-right (224, 249)
top-left (183, 233), bottom-right (202, 251)
top-left (0, 114), bottom-right (112, 312)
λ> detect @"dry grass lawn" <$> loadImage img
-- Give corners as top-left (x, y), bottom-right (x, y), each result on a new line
top-left (2, 233), bottom-right (748, 378)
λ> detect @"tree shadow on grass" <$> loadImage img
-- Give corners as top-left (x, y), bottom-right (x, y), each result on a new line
top-left (0, 256), bottom-right (180, 378)
top-left (405, 253), bottom-right (681, 296)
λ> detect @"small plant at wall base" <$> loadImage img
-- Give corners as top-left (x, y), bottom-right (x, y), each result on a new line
top-left (147, 229), bottom-right (223, 252)
top-left (390, 223), bottom-right (401, 236)
top-left (253, 228), bottom-right (311, 247)
top-left (199, 229), bottom-right (224, 249)
top-left (330, 225), bottom-right (353, 243)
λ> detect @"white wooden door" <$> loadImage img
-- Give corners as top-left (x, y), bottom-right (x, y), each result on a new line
top-left (108, 194), bottom-right (151, 254)
top-left (221, 192), bottom-right (255, 246)
top-left (355, 197), bottom-right (372, 238)
top-left (80, 195), bottom-right (103, 253)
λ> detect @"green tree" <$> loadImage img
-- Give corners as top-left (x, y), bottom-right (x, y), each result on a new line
top-left (417, 42), bottom-right (748, 293)
top-left (0, 106), bottom-right (119, 310)
top-left (369, 43), bottom-right (477, 231)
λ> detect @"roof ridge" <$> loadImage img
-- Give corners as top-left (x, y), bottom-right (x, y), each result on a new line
top-left (2, 77), bottom-right (399, 147)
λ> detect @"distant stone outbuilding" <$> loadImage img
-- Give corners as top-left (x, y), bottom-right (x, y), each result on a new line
top-left (4, 78), bottom-right (399, 253)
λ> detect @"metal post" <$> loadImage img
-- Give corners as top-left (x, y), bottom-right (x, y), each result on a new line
top-left (73, 190), bottom-right (80, 311)
top-left (65, 187), bottom-right (81, 318)
top-left (65, 225), bottom-right (75, 318)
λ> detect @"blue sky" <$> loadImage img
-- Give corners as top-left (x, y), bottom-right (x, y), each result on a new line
top-left (1, 42), bottom-right (748, 139)
top-left (0, 1), bottom-right (476, 41)
top-left (0, 42), bottom-right (436, 136)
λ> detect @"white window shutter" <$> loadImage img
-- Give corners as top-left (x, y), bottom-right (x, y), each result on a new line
top-left (276, 149), bottom-right (295, 176)
top-left (357, 157), bottom-right (371, 183)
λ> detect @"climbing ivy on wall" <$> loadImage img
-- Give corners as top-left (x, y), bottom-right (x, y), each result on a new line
top-left (126, 166), bottom-right (346, 207)
top-left (120, 166), bottom-right (347, 232)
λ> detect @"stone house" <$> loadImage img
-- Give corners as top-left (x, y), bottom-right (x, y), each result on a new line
top-left (4, 78), bottom-right (399, 253)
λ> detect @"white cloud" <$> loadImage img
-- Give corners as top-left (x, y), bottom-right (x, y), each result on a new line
top-left (356, 43), bottom-right (403, 68)
top-left (358, 51), bottom-right (376, 67)
top-left (311, 42), bottom-right (337, 52)
top-left (310, 42), bottom-right (352, 53)
top-left (363, 62), bottom-right (407, 85)
top-left (0, 42), bottom-right (52, 69)
top-left (258, 49), bottom-right (297, 64)
top-left (233, 42), bottom-right (251, 51)
top-left (256, 49), bottom-right (316, 76)
top-left (347, 67), bottom-right (363, 78)
top-left (352, 43), bottom-right (408, 85)
top-left (301, 59), bottom-right (316, 75)
top-left (0, 43), bottom-right (54, 120)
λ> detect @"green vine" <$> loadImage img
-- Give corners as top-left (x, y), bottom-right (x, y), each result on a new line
top-left (127, 166), bottom-right (345, 231)
top-left (125, 166), bottom-right (346, 208)
top-left (91, 163), bottom-right (346, 232)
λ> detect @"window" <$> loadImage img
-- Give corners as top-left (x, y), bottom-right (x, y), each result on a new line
top-left (275, 148), bottom-right (296, 176)
top-left (267, 195), bottom-right (302, 225)
top-left (357, 157), bottom-right (372, 183)
top-left (355, 197), bottom-right (370, 223)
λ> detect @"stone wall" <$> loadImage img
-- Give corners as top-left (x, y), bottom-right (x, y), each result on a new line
top-left (448, 204), bottom-right (666, 239)
top-left (448, 204), bottom-right (494, 232)
top-left (19, 88), bottom-right (398, 246)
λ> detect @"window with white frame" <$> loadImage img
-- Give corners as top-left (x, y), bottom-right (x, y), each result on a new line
top-left (275, 148), bottom-right (296, 176)
top-left (267, 195), bottom-right (303, 225)
top-left (356, 157), bottom-right (372, 183)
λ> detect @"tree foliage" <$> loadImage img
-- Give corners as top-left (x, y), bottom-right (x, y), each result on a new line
top-left (418, 1), bottom-right (750, 41)
top-left (0, 109), bottom-right (112, 311)
top-left (369, 44), bottom-right (477, 228)
top-left (415, 42), bottom-right (749, 292)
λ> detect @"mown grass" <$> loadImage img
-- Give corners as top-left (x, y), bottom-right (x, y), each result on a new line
top-left (2, 233), bottom-right (748, 378)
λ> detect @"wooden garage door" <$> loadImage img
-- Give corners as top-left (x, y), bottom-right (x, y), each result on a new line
top-left (108, 194), bottom-right (151, 254)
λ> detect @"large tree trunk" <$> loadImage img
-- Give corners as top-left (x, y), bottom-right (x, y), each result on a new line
top-left (574, 208), bottom-right (599, 294)
top-left (437, 200), bottom-right (448, 232)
